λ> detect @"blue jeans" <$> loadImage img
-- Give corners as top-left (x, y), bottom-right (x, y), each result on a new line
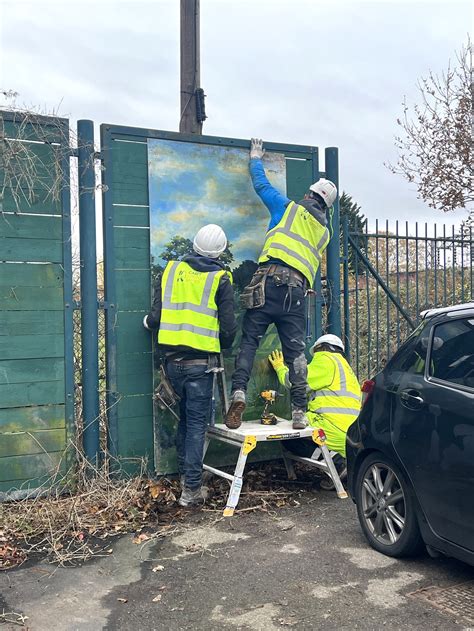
top-left (165, 360), bottom-right (213, 490)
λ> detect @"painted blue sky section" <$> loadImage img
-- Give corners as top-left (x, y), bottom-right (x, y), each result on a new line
top-left (148, 139), bottom-right (287, 267)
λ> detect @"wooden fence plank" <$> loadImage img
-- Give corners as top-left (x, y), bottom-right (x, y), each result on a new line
top-left (112, 182), bottom-right (148, 206)
top-left (0, 451), bottom-right (65, 486)
top-left (0, 334), bottom-right (64, 360)
top-left (0, 380), bottom-right (64, 408)
top-left (0, 428), bottom-right (65, 457)
top-left (116, 269), bottom-right (151, 310)
top-left (112, 139), bottom-right (148, 164)
top-left (0, 286), bottom-right (63, 310)
top-left (0, 214), bottom-right (62, 240)
top-left (0, 237), bottom-right (62, 263)
top-left (117, 371), bottom-right (153, 396)
top-left (118, 416), bottom-right (153, 459)
top-left (0, 311), bottom-right (64, 336)
top-left (116, 395), bottom-right (152, 419)
top-left (3, 119), bottom-right (64, 143)
top-left (116, 352), bottom-right (153, 377)
top-left (0, 404), bottom-right (65, 432)
top-left (0, 187), bottom-right (62, 214)
top-left (0, 357), bottom-right (64, 385)
top-left (0, 263), bottom-right (63, 287)
top-left (114, 206), bottom-right (149, 227)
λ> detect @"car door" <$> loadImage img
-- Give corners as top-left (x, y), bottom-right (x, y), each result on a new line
top-left (390, 315), bottom-right (474, 551)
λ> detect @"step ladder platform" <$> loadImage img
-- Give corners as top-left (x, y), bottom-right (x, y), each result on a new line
top-left (209, 419), bottom-right (315, 442)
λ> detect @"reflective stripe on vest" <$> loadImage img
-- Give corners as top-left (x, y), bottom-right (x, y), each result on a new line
top-left (158, 261), bottom-right (228, 352)
top-left (258, 201), bottom-right (330, 286)
top-left (309, 353), bottom-right (362, 422)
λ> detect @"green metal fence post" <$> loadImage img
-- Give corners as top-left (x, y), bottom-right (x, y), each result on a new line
top-left (342, 215), bottom-right (350, 361)
top-left (325, 147), bottom-right (342, 338)
top-left (77, 119), bottom-right (100, 465)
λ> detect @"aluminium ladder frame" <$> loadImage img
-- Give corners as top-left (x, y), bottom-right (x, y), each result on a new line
top-left (202, 419), bottom-right (348, 517)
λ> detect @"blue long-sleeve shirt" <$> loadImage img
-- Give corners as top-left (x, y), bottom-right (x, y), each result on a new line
top-left (249, 158), bottom-right (290, 230)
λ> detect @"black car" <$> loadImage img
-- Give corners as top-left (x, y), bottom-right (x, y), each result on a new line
top-left (346, 302), bottom-right (474, 566)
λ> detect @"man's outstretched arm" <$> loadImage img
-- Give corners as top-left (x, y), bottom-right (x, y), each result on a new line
top-left (249, 138), bottom-right (290, 230)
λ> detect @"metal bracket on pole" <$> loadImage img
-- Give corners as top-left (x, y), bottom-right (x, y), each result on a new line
top-left (78, 119), bottom-right (100, 467)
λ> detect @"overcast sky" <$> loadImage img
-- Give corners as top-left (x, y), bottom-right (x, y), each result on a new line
top-left (1, 0), bottom-right (471, 233)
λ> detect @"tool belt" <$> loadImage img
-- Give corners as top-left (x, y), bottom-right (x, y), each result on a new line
top-left (265, 263), bottom-right (305, 288)
top-left (240, 263), bottom-right (305, 310)
top-left (167, 358), bottom-right (209, 366)
top-left (154, 365), bottom-right (181, 415)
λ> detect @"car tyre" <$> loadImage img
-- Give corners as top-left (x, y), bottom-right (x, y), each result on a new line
top-left (355, 452), bottom-right (424, 558)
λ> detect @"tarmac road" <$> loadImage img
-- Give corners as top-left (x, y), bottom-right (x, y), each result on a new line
top-left (1, 488), bottom-right (474, 630)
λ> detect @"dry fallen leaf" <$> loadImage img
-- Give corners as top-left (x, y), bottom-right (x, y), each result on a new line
top-left (152, 594), bottom-right (162, 602)
top-left (152, 564), bottom-right (164, 572)
top-left (133, 533), bottom-right (150, 544)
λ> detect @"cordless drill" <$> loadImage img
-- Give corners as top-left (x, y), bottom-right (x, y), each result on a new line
top-left (260, 390), bottom-right (281, 425)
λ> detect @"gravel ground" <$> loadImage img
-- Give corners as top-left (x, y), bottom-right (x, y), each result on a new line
top-left (1, 488), bottom-right (473, 630)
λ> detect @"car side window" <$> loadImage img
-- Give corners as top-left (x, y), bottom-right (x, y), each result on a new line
top-left (388, 332), bottom-right (429, 375)
top-left (429, 318), bottom-right (474, 389)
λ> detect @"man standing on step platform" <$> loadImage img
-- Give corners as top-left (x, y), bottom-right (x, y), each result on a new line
top-left (144, 224), bottom-right (237, 508)
top-left (226, 138), bottom-right (337, 431)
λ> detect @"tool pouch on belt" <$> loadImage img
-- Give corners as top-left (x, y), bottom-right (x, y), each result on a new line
top-left (240, 267), bottom-right (269, 310)
top-left (154, 365), bottom-right (181, 412)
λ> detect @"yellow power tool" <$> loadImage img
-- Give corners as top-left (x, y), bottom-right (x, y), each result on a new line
top-left (260, 390), bottom-right (281, 425)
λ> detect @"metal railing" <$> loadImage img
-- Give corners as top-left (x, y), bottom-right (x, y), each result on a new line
top-left (343, 218), bottom-right (474, 380)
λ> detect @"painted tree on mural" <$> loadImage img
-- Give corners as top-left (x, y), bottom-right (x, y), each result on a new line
top-left (151, 235), bottom-right (234, 283)
top-left (387, 38), bottom-right (473, 213)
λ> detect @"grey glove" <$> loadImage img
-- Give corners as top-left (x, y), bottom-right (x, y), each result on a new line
top-left (250, 138), bottom-right (265, 160)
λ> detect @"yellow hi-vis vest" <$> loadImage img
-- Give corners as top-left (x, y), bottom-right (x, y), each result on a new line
top-left (308, 352), bottom-right (362, 457)
top-left (158, 261), bottom-right (230, 353)
top-left (258, 201), bottom-right (330, 286)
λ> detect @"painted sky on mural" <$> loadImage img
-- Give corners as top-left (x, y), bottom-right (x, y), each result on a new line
top-left (148, 139), bottom-right (287, 266)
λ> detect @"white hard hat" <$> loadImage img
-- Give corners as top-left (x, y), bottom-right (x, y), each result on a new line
top-left (311, 334), bottom-right (345, 354)
top-left (193, 224), bottom-right (227, 258)
top-left (309, 178), bottom-right (337, 208)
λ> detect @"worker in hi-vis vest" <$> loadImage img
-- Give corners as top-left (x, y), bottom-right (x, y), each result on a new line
top-left (144, 224), bottom-right (237, 507)
top-left (226, 138), bottom-right (337, 431)
top-left (269, 334), bottom-right (361, 489)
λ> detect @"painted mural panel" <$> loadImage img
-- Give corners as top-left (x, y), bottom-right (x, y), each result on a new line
top-left (148, 139), bottom-right (289, 472)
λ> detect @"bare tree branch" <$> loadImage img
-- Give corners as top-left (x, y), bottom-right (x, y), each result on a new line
top-left (386, 37), bottom-right (473, 213)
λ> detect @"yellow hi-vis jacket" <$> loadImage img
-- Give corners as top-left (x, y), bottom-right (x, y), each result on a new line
top-left (258, 201), bottom-right (330, 287)
top-left (275, 351), bottom-right (361, 457)
top-left (158, 261), bottom-right (230, 353)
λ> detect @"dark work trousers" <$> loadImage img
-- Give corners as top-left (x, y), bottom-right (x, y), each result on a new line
top-left (166, 360), bottom-right (213, 490)
top-left (232, 276), bottom-right (308, 409)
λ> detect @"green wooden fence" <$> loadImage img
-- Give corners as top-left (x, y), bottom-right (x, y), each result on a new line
top-left (101, 125), bottom-right (323, 474)
top-left (0, 112), bottom-right (74, 498)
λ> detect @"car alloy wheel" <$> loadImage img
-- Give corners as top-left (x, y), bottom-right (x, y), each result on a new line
top-left (361, 463), bottom-right (406, 546)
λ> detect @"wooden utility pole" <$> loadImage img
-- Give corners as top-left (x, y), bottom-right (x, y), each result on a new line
top-left (180, 0), bottom-right (204, 134)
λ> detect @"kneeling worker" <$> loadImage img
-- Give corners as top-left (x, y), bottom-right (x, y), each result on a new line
top-left (269, 334), bottom-right (361, 486)
top-left (144, 224), bottom-right (237, 507)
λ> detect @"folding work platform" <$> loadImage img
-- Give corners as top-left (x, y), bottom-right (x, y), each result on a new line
top-left (203, 419), bottom-right (348, 516)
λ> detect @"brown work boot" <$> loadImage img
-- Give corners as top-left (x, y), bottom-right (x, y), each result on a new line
top-left (225, 390), bottom-right (246, 429)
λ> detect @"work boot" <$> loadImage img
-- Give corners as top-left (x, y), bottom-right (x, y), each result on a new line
top-left (178, 486), bottom-right (207, 508)
top-left (225, 390), bottom-right (246, 429)
top-left (291, 408), bottom-right (308, 430)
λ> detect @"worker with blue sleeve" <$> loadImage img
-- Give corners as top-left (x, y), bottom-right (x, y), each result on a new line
top-left (226, 138), bottom-right (338, 431)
